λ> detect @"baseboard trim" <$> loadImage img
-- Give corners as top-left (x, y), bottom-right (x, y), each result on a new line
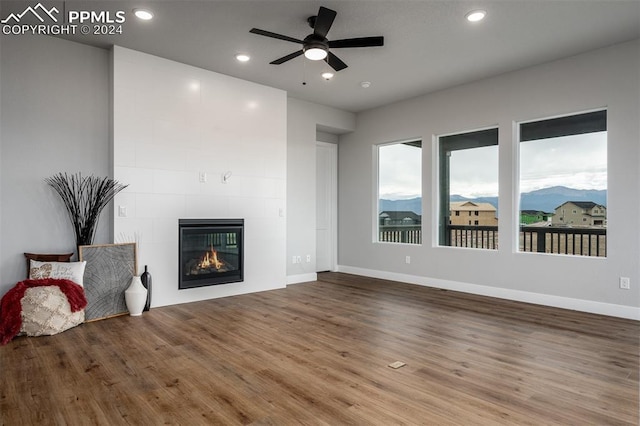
top-left (286, 273), bottom-right (318, 285)
top-left (336, 265), bottom-right (639, 320)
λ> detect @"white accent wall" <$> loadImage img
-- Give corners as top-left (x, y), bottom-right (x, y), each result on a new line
top-left (112, 47), bottom-right (287, 307)
top-left (338, 40), bottom-right (640, 319)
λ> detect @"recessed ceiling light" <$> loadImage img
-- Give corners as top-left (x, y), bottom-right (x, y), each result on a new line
top-left (360, 81), bottom-right (371, 89)
top-left (465, 10), bottom-right (486, 22)
top-left (133, 9), bottom-right (153, 20)
top-left (321, 71), bottom-right (334, 80)
top-left (235, 53), bottom-right (250, 62)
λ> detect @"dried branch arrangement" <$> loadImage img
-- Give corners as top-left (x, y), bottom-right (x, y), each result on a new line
top-left (45, 172), bottom-right (128, 247)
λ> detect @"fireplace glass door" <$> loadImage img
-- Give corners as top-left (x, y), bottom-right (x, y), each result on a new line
top-left (179, 219), bottom-right (243, 289)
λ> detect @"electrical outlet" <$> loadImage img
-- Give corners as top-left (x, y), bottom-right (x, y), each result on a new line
top-left (619, 277), bottom-right (631, 290)
top-left (118, 206), bottom-right (127, 217)
top-left (296, 255), bottom-right (302, 264)
top-left (405, 256), bottom-right (411, 264)
top-left (306, 255), bottom-right (311, 263)
top-left (292, 256), bottom-right (297, 264)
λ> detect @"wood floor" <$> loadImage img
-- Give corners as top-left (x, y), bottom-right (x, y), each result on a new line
top-left (1, 272), bottom-right (638, 425)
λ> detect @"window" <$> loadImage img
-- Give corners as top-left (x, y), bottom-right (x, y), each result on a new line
top-left (439, 128), bottom-right (498, 249)
top-left (377, 140), bottom-right (422, 244)
top-left (519, 110), bottom-right (607, 256)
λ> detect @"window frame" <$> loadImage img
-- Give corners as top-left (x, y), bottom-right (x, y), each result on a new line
top-left (375, 138), bottom-right (423, 245)
top-left (437, 127), bottom-right (499, 248)
top-left (515, 108), bottom-right (607, 257)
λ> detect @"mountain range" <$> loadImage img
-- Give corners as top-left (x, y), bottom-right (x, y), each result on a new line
top-left (380, 186), bottom-right (607, 215)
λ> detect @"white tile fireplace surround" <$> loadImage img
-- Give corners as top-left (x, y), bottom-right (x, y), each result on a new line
top-left (112, 46), bottom-right (287, 308)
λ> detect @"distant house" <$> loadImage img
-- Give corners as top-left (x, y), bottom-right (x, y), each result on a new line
top-left (552, 201), bottom-right (606, 227)
top-left (520, 210), bottom-right (552, 225)
top-left (379, 211), bottom-right (421, 226)
top-left (449, 201), bottom-right (498, 226)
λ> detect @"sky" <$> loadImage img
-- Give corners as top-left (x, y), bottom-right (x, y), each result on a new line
top-left (378, 142), bottom-right (421, 200)
top-left (379, 132), bottom-right (607, 200)
top-left (518, 132), bottom-right (607, 194)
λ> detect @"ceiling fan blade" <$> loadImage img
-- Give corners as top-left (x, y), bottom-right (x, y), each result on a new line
top-left (250, 28), bottom-right (303, 44)
top-left (313, 6), bottom-right (337, 38)
top-left (329, 36), bottom-right (384, 48)
top-left (326, 52), bottom-right (348, 72)
top-left (270, 50), bottom-right (304, 65)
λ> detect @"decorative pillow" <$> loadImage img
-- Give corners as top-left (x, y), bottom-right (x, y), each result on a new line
top-left (20, 287), bottom-right (84, 336)
top-left (29, 260), bottom-right (86, 287)
top-left (24, 252), bottom-right (73, 269)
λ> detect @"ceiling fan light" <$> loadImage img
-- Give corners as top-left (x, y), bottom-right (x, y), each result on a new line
top-left (304, 47), bottom-right (328, 61)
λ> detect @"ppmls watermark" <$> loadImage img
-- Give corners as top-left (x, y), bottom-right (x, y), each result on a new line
top-left (1, 2), bottom-right (126, 36)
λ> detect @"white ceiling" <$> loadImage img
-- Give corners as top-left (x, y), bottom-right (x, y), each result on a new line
top-left (4, 1), bottom-right (639, 112)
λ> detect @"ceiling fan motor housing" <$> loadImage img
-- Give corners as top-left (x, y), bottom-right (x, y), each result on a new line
top-left (303, 34), bottom-right (329, 54)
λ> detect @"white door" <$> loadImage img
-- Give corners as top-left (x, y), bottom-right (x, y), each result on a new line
top-left (316, 142), bottom-right (337, 272)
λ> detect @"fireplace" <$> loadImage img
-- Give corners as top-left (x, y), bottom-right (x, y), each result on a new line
top-left (179, 219), bottom-right (244, 289)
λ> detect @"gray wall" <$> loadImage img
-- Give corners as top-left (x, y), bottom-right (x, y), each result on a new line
top-left (0, 35), bottom-right (3, 284)
top-left (338, 40), bottom-right (640, 316)
top-left (3, 34), bottom-right (636, 317)
top-left (0, 35), bottom-right (356, 294)
top-left (0, 35), bottom-right (110, 293)
top-left (287, 98), bottom-right (354, 281)
top-left (316, 131), bottom-right (339, 144)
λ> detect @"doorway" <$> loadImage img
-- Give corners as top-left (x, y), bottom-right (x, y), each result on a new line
top-left (316, 142), bottom-right (337, 272)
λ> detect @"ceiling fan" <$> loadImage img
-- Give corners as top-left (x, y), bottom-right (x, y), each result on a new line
top-left (249, 6), bottom-right (384, 72)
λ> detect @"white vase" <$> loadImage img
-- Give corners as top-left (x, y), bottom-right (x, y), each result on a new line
top-left (125, 276), bottom-right (147, 316)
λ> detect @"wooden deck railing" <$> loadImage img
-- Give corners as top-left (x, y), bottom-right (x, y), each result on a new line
top-left (519, 226), bottom-right (606, 257)
top-left (379, 224), bottom-right (607, 257)
top-left (447, 225), bottom-right (499, 250)
top-left (379, 225), bottom-right (422, 244)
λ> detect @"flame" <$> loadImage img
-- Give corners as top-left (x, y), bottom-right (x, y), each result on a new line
top-left (199, 244), bottom-right (223, 270)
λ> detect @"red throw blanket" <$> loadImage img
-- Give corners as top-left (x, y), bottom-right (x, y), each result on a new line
top-left (0, 278), bottom-right (87, 345)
